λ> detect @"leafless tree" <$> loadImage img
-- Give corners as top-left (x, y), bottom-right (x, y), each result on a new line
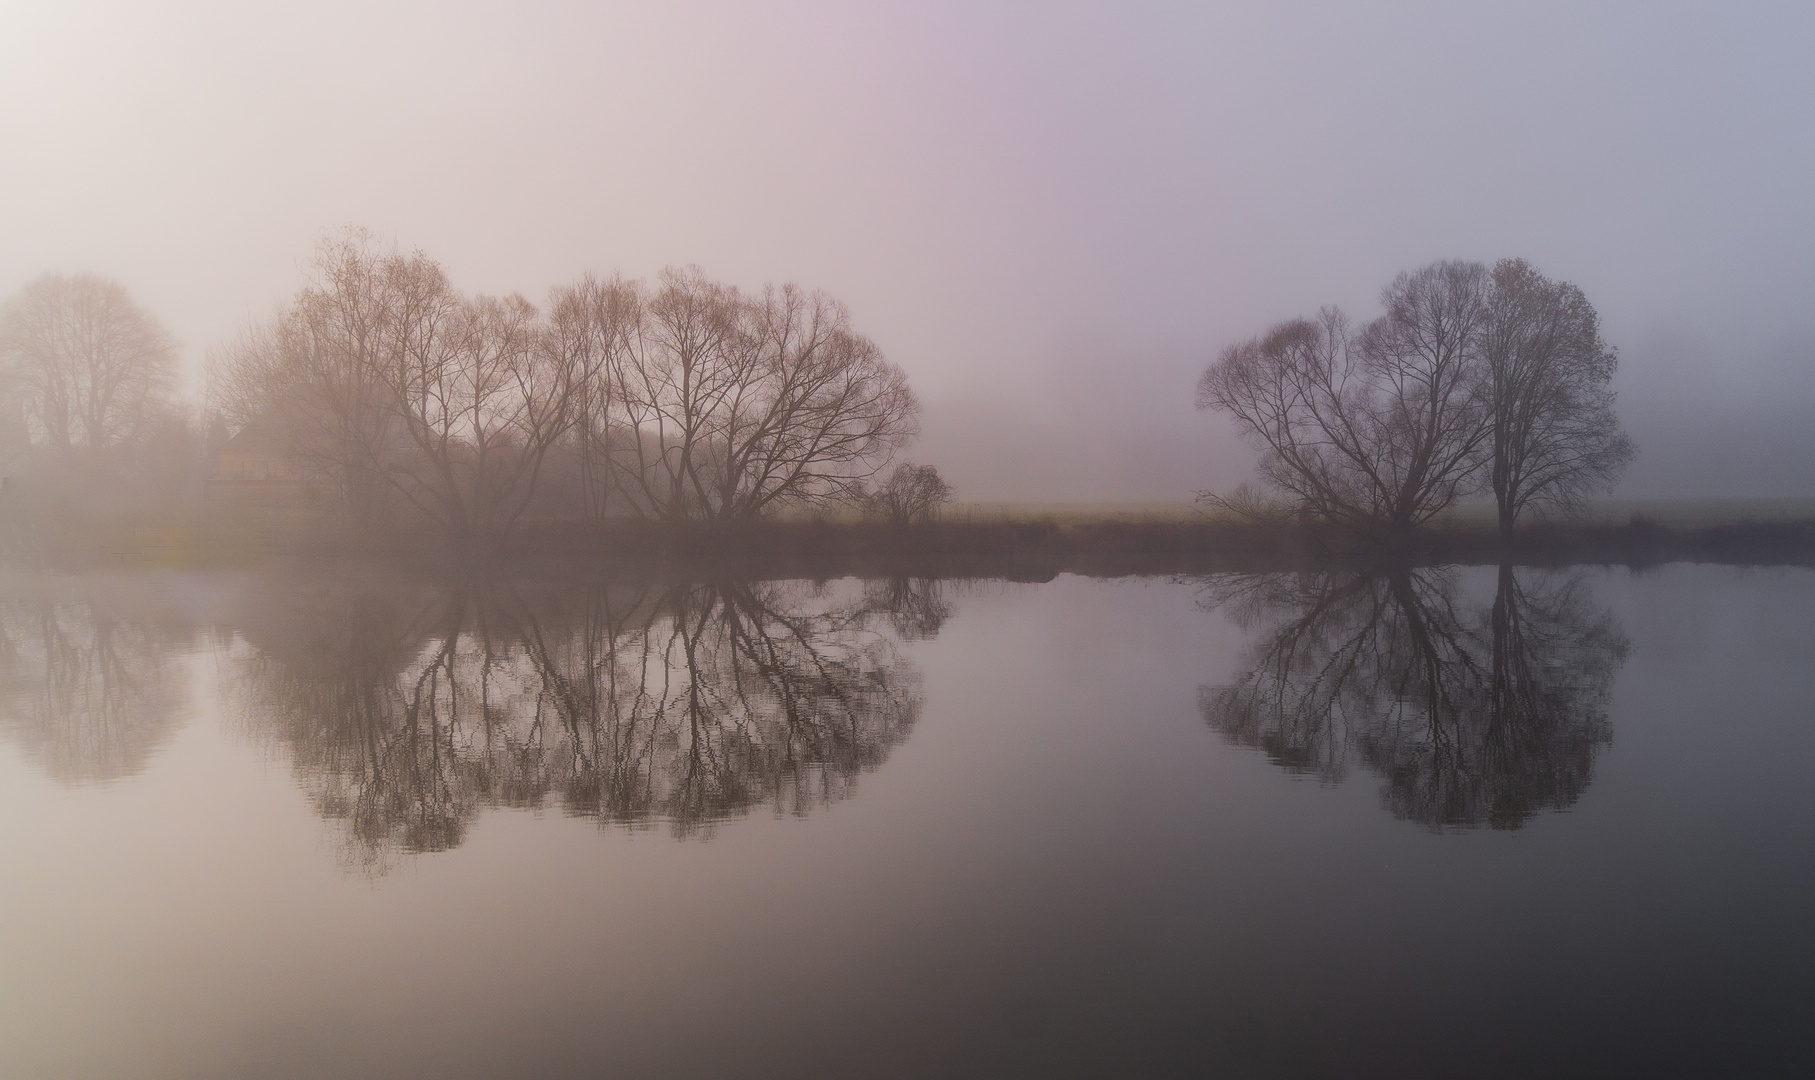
top-left (208, 231), bottom-right (415, 524)
top-left (864, 462), bottom-right (954, 524)
top-left (1483, 259), bottom-right (1634, 533)
top-left (380, 287), bottom-right (577, 542)
top-left (543, 274), bottom-right (641, 521)
top-left (0, 273), bottom-right (179, 452)
top-left (210, 232), bottom-right (579, 540)
top-left (1201, 259), bottom-right (1633, 537)
top-left (211, 241), bottom-right (923, 535)
top-left (1198, 262), bottom-right (1494, 533)
top-left (608, 268), bottom-right (919, 522)
top-left (1353, 261), bottom-right (1495, 528)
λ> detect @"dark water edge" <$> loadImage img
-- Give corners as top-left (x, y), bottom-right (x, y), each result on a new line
top-left (7, 513), bottom-right (1815, 578)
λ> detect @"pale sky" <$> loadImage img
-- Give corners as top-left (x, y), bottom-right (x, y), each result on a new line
top-left (3, 0), bottom-right (1811, 499)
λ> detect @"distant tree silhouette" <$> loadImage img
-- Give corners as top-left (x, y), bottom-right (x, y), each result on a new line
top-left (605, 268), bottom-right (920, 522)
top-left (863, 462), bottom-right (953, 524)
top-left (208, 235), bottom-right (926, 536)
top-left (1199, 258), bottom-right (1632, 535)
top-left (1483, 259), bottom-right (1634, 534)
top-left (0, 273), bottom-right (179, 453)
top-left (209, 231), bottom-right (578, 542)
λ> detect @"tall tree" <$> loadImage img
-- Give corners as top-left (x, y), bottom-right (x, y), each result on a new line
top-left (1198, 261), bottom-right (1493, 533)
top-left (0, 273), bottom-right (178, 452)
top-left (1200, 258), bottom-right (1631, 536)
top-left (210, 233), bottom-right (580, 540)
top-left (544, 274), bottom-right (640, 521)
top-left (1482, 259), bottom-right (1633, 534)
top-left (210, 238), bottom-right (923, 533)
top-left (607, 268), bottom-right (918, 522)
top-left (1355, 260), bottom-right (1496, 529)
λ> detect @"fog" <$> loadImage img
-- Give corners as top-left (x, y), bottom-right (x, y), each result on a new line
top-left (3, 0), bottom-right (1811, 502)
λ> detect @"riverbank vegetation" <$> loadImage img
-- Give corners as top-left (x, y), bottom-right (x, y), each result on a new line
top-left (4, 240), bottom-right (1812, 572)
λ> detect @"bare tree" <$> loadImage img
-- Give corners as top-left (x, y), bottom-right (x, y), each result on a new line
top-left (0, 273), bottom-right (179, 452)
top-left (381, 288), bottom-right (577, 542)
top-left (207, 231), bottom-right (416, 524)
top-left (1198, 309), bottom-right (1382, 529)
top-left (1483, 259), bottom-right (1634, 534)
top-left (1198, 265), bottom-right (1493, 533)
top-left (1353, 261), bottom-right (1495, 529)
top-left (543, 274), bottom-right (641, 521)
top-left (864, 462), bottom-right (953, 524)
top-left (211, 242), bottom-right (922, 534)
top-left (608, 268), bottom-right (919, 522)
top-left (209, 232), bottom-right (579, 540)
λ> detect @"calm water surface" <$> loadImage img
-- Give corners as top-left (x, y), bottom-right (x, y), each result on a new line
top-left (1, 565), bottom-right (1811, 1078)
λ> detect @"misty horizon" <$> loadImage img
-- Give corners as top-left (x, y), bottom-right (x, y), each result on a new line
top-left (5, 1), bottom-right (1812, 503)
top-left (6, 7), bottom-right (1815, 1076)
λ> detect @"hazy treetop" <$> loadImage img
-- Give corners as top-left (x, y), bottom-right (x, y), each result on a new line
top-left (3, 1), bottom-right (1812, 499)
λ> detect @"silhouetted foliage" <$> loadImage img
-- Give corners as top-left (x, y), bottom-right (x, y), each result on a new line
top-left (1198, 563), bottom-right (1629, 828)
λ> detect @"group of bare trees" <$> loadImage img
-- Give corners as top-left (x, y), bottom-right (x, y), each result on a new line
top-left (1198, 259), bottom-right (1633, 536)
top-left (209, 234), bottom-right (924, 542)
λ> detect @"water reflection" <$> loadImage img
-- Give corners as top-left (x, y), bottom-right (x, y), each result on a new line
top-left (1199, 564), bottom-right (1630, 828)
top-left (227, 575), bottom-right (926, 870)
top-left (0, 590), bottom-right (190, 783)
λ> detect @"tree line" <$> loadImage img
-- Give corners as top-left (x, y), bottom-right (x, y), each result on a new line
top-left (3, 242), bottom-right (1636, 545)
top-left (0, 233), bottom-right (949, 542)
top-left (207, 233), bottom-right (937, 541)
top-left (1198, 259), bottom-right (1634, 536)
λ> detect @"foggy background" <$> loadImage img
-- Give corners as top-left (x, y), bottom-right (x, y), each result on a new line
top-left (3, 0), bottom-right (1811, 502)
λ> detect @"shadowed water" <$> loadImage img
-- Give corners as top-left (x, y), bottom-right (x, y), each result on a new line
top-left (1, 564), bottom-right (1811, 1078)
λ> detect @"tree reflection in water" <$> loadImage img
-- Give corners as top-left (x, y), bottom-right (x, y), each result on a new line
top-left (227, 576), bottom-right (930, 872)
top-left (1199, 564), bottom-right (1630, 829)
top-left (0, 592), bottom-right (189, 784)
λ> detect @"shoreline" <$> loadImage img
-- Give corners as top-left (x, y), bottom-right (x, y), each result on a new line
top-left (8, 514), bottom-right (1815, 578)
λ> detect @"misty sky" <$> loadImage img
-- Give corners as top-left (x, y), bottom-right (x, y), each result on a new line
top-left (4, 0), bottom-right (1812, 500)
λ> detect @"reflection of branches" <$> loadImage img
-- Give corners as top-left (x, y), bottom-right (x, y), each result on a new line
top-left (862, 577), bottom-right (952, 640)
top-left (0, 596), bottom-right (187, 784)
top-left (1199, 564), bottom-right (1628, 829)
top-left (230, 575), bottom-right (926, 872)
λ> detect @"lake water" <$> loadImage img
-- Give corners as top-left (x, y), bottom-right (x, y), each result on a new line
top-left (2, 564), bottom-right (1811, 1078)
